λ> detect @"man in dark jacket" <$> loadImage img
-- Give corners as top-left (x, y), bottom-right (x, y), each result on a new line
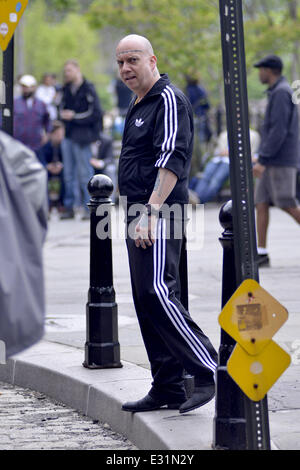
top-left (116, 34), bottom-right (217, 415)
top-left (185, 76), bottom-right (211, 144)
top-left (253, 55), bottom-right (300, 266)
top-left (59, 60), bottom-right (103, 219)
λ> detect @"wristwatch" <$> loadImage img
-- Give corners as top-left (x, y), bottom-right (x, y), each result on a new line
top-left (144, 203), bottom-right (159, 217)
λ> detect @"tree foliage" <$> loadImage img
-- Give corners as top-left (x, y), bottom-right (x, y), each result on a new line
top-left (21, 0), bottom-right (112, 109)
top-left (3, 0), bottom-right (299, 110)
top-left (87, 0), bottom-right (221, 93)
top-left (45, 0), bottom-right (78, 12)
top-left (86, 0), bottom-right (300, 102)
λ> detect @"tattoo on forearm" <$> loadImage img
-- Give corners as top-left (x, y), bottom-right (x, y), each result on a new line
top-left (153, 172), bottom-right (167, 198)
top-left (154, 174), bottom-right (160, 191)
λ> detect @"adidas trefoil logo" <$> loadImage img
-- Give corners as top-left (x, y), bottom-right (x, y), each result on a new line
top-left (135, 118), bottom-right (144, 127)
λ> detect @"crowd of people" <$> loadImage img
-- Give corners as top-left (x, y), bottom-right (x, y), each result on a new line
top-left (9, 62), bottom-right (133, 219)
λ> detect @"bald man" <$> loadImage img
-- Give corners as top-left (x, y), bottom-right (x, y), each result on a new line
top-left (117, 35), bottom-right (217, 414)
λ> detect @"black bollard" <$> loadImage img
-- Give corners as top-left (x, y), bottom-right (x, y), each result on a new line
top-left (213, 201), bottom-right (248, 449)
top-left (83, 174), bottom-right (122, 369)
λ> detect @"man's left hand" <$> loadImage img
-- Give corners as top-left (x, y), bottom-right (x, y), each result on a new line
top-left (134, 213), bottom-right (157, 249)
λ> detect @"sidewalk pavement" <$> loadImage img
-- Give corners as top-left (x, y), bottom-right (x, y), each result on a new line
top-left (1, 203), bottom-right (299, 450)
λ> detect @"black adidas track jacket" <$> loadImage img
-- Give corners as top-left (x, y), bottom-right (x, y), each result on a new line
top-left (118, 74), bottom-right (194, 206)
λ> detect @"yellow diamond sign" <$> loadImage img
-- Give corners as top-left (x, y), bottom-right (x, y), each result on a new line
top-left (218, 279), bottom-right (288, 356)
top-left (227, 341), bottom-right (291, 401)
top-left (0, 0), bottom-right (29, 51)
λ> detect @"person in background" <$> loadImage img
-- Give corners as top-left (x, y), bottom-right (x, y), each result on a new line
top-left (185, 75), bottom-right (212, 145)
top-left (58, 60), bottom-right (103, 220)
top-left (13, 74), bottom-right (51, 153)
top-left (253, 54), bottom-right (300, 267)
top-left (36, 73), bottom-right (58, 121)
top-left (189, 128), bottom-right (260, 204)
top-left (36, 120), bottom-right (65, 213)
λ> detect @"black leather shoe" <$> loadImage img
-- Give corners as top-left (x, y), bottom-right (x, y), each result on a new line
top-left (122, 394), bottom-right (183, 412)
top-left (179, 384), bottom-right (215, 414)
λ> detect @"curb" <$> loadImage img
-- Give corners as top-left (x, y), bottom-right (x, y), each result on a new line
top-left (0, 341), bottom-right (215, 450)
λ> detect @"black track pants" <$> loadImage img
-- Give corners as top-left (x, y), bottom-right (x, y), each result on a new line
top-left (125, 217), bottom-right (218, 402)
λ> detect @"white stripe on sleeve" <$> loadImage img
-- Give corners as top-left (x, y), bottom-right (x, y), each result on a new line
top-left (155, 86), bottom-right (178, 169)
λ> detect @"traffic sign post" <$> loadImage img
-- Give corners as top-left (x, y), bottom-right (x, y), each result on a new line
top-left (227, 340), bottom-right (291, 402)
top-left (214, 0), bottom-right (272, 450)
top-left (219, 279), bottom-right (291, 402)
top-left (219, 279), bottom-right (289, 356)
top-left (0, 1), bottom-right (28, 52)
top-left (1, 1), bottom-right (29, 135)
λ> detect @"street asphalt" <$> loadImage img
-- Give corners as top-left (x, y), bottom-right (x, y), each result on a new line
top-left (0, 202), bottom-right (299, 450)
top-left (0, 381), bottom-right (136, 450)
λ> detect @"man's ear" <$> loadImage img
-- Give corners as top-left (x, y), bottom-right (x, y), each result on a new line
top-left (150, 55), bottom-right (157, 71)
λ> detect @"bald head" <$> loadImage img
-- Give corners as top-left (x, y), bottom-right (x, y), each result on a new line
top-left (116, 34), bottom-right (154, 57)
top-left (116, 34), bottom-right (160, 100)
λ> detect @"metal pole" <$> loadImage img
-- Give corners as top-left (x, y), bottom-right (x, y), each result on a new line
top-left (213, 201), bottom-right (247, 450)
top-left (1, 36), bottom-right (14, 136)
top-left (83, 174), bottom-right (122, 369)
top-left (217, 0), bottom-right (270, 449)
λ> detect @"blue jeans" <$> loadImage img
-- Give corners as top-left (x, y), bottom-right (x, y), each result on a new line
top-left (61, 138), bottom-right (94, 211)
top-left (190, 160), bottom-right (229, 203)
